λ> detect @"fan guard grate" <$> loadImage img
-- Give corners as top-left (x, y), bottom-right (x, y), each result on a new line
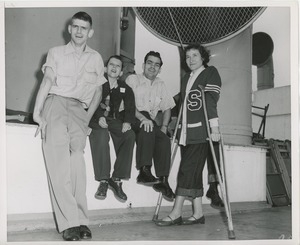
top-left (133, 7), bottom-right (265, 46)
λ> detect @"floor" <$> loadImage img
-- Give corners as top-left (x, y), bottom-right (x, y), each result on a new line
top-left (7, 205), bottom-right (292, 243)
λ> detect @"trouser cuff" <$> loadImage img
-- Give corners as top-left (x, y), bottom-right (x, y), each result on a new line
top-left (176, 187), bottom-right (203, 198)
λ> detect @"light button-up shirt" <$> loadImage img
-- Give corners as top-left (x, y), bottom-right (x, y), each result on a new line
top-left (42, 42), bottom-right (106, 108)
top-left (126, 74), bottom-right (175, 120)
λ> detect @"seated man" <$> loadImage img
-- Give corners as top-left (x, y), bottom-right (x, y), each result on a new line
top-left (89, 55), bottom-right (135, 202)
top-left (126, 51), bottom-right (176, 201)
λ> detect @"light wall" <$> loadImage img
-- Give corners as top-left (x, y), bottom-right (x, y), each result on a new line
top-left (134, 19), bottom-right (180, 98)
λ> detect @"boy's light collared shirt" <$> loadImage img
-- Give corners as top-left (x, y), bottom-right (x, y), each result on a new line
top-left (42, 42), bottom-right (107, 108)
top-left (126, 74), bottom-right (175, 120)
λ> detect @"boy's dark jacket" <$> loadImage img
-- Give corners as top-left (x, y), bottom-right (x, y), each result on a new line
top-left (89, 75), bottom-right (136, 129)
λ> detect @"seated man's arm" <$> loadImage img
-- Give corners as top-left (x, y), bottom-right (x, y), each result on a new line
top-left (161, 108), bottom-right (171, 134)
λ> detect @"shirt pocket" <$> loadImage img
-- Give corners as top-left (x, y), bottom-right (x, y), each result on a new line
top-left (154, 96), bottom-right (162, 108)
top-left (83, 65), bottom-right (97, 85)
top-left (56, 59), bottom-right (76, 77)
top-left (56, 62), bottom-right (76, 86)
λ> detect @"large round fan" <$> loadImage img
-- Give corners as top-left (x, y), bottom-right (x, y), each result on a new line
top-left (133, 7), bottom-right (265, 46)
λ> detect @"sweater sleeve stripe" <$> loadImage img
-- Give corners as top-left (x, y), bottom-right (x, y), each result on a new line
top-left (205, 84), bottom-right (221, 94)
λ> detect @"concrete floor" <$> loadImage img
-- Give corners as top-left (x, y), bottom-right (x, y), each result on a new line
top-left (8, 204), bottom-right (292, 243)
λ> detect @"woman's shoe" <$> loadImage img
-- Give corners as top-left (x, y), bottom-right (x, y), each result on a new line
top-left (182, 215), bottom-right (205, 225)
top-left (155, 216), bottom-right (183, 226)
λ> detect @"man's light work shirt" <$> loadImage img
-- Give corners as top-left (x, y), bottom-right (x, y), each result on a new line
top-left (126, 74), bottom-right (175, 120)
top-left (42, 42), bottom-right (106, 108)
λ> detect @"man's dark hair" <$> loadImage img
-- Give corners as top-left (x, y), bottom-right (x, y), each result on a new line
top-left (71, 12), bottom-right (93, 26)
top-left (106, 55), bottom-right (124, 70)
top-left (185, 43), bottom-right (210, 68)
top-left (144, 51), bottom-right (163, 67)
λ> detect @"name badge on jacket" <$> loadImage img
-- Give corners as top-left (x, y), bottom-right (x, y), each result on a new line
top-left (120, 87), bottom-right (126, 93)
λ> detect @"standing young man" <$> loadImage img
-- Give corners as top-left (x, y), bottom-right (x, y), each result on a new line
top-left (89, 55), bottom-right (136, 202)
top-left (33, 12), bottom-right (106, 241)
top-left (126, 51), bottom-right (176, 201)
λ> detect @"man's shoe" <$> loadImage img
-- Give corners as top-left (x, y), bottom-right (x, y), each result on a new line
top-left (153, 176), bottom-right (175, 201)
top-left (206, 188), bottom-right (224, 208)
top-left (62, 227), bottom-right (80, 241)
top-left (182, 215), bottom-right (205, 225)
top-left (108, 178), bottom-right (127, 201)
top-left (95, 181), bottom-right (108, 200)
top-left (155, 216), bottom-right (182, 226)
top-left (136, 166), bottom-right (159, 185)
top-left (79, 225), bottom-right (92, 240)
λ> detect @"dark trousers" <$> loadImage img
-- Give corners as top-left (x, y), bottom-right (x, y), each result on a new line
top-left (89, 119), bottom-right (135, 181)
top-left (132, 113), bottom-right (171, 177)
top-left (207, 142), bottom-right (221, 183)
top-left (176, 143), bottom-right (209, 198)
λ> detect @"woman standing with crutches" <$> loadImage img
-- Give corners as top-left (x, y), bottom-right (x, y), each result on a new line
top-left (155, 43), bottom-right (222, 226)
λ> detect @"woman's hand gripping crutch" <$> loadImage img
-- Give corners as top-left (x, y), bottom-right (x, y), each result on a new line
top-left (152, 105), bottom-right (183, 221)
top-left (199, 85), bottom-right (236, 240)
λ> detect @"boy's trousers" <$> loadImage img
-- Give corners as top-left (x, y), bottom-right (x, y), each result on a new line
top-left (89, 119), bottom-right (135, 181)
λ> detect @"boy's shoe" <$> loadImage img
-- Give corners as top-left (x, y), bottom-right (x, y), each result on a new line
top-left (108, 178), bottom-right (127, 201)
top-left (95, 181), bottom-right (108, 200)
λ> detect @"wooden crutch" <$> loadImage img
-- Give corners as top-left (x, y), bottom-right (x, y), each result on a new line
top-left (199, 85), bottom-right (236, 239)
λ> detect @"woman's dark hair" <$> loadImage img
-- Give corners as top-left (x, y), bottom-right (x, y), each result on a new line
top-left (144, 51), bottom-right (163, 67)
top-left (185, 43), bottom-right (210, 68)
top-left (71, 12), bottom-right (93, 26)
top-left (106, 55), bottom-right (123, 70)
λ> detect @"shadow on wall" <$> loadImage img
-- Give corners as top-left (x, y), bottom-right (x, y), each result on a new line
top-left (27, 18), bottom-right (72, 113)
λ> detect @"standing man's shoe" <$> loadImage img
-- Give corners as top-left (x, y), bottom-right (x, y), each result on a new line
top-left (137, 166), bottom-right (159, 184)
top-left (108, 178), bottom-right (127, 201)
top-left (62, 226), bottom-right (80, 241)
top-left (95, 180), bottom-right (108, 200)
top-left (153, 176), bottom-right (175, 201)
top-left (79, 225), bottom-right (92, 239)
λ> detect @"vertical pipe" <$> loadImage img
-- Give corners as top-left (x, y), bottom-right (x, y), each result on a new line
top-left (207, 27), bottom-right (253, 145)
top-left (116, 7), bottom-right (122, 55)
top-left (257, 56), bottom-right (274, 90)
